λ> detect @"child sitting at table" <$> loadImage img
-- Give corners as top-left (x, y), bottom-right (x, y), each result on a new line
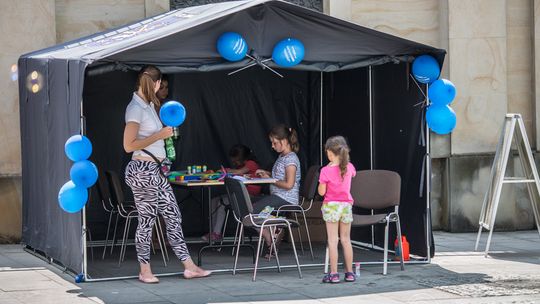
top-left (202, 144), bottom-right (261, 241)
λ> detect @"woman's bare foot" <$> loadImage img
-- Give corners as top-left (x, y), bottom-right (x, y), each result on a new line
top-left (182, 258), bottom-right (211, 279)
top-left (183, 268), bottom-right (211, 279)
top-left (139, 263), bottom-right (159, 284)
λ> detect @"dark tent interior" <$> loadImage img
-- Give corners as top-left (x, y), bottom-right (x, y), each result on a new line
top-left (82, 60), bottom-right (428, 260)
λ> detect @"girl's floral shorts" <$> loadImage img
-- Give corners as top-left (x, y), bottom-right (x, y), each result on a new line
top-left (321, 202), bottom-right (353, 223)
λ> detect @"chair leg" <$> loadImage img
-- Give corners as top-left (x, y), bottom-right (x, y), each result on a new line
top-left (324, 246), bottom-right (329, 274)
top-left (396, 216), bottom-right (405, 271)
top-left (383, 221), bottom-right (389, 275)
top-left (102, 211), bottom-right (113, 259)
top-left (294, 213), bottom-right (305, 255)
top-left (118, 217), bottom-right (131, 266)
top-left (156, 219), bottom-right (168, 267)
top-left (233, 224), bottom-right (244, 275)
top-left (110, 213), bottom-right (120, 255)
top-left (221, 208), bottom-right (230, 247)
top-left (253, 225), bottom-right (265, 281)
top-left (269, 227), bottom-right (281, 272)
top-left (287, 222), bottom-right (302, 279)
top-left (231, 221), bottom-right (240, 256)
top-left (86, 228), bottom-right (94, 262)
top-left (300, 209), bottom-right (314, 260)
top-left (157, 217), bottom-right (169, 261)
top-left (122, 217), bottom-right (134, 264)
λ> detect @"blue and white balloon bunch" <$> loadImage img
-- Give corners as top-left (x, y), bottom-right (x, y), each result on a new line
top-left (412, 55), bottom-right (457, 135)
top-left (216, 32), bottom-right (305, 68)
top-left (58, 135), bottom-right (97, 213)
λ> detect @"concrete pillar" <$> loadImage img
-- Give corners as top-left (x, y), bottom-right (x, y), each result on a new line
top-left (449, 0), bottom-right (508, 154)
top-left (324, 0), bottom-right (351, 21)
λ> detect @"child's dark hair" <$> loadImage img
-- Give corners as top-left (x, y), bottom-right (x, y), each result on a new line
top-left (269, 124), bottom-right (299, 153)
top-left (229, 144), bottom-right (256, 162)
top-left (135, 65), bottom-right (162, 106)
top-left (325, 136), bottom-right (350, 178)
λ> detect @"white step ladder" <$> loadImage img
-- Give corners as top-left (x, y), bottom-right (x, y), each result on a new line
top-left (475, 113), bottom-right (540, 256)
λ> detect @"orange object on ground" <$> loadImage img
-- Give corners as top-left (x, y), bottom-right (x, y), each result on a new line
top-left (394, 236), bottom-right (410, 261)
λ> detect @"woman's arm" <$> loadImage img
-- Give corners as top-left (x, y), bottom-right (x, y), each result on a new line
top-left (123, 122), bottom-right (173, 153)
top-left (318, 183), bottom-right (326, 197)
top-left (255, 169), bottom-right (271, 177)
top-left (274, 165), bottom-right (296, 190)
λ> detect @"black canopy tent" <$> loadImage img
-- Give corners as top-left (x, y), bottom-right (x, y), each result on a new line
top-left (19, 0), bottom-right (445, 280)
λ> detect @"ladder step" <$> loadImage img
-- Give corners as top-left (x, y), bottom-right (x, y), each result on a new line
top-left (502, 178), bottom-right (536, 183)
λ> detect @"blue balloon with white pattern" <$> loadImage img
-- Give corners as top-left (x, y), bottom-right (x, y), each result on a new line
top-left (272, 38), bottom-right (305, 67)
top-left (412, 55), bottom-right (440, 84)
top-left (217, 32), bottom-right (248, 62)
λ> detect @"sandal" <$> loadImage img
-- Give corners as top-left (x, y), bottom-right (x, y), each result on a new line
top-left (344, 272), bottom-right (356, 282)
top-left (322, 273), bottom-right (340, 284)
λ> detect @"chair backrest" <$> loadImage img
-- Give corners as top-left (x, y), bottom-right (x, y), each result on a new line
top-left (96, 172), bottom-right (113, 211)
top-left (224, 177), bottom-right (253, 221)
top-left (105, 170), bottom-right (125, 207)
top-left (352, 170), bottom-right (401, 210)
top-left (300, 165), bottom-right (320, 200)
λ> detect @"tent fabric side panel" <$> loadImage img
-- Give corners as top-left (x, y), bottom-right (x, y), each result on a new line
top-left (371, 63), bottom-right (432, 257)
top-left (19, 57), bottom-right (86, 272)
top-left (323, 63), bottom-right (432, 257)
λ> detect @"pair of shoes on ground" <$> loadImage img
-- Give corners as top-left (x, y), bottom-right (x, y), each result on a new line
top-left (201, 232), bottom-right (223, 242)
top-left (138, 268), bottom-right (212, 284)
top-left (322, 272), bottom-right (356, 283)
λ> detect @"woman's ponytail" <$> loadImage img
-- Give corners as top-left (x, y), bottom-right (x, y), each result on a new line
top-left (136, 65), bottom-right (162, 106)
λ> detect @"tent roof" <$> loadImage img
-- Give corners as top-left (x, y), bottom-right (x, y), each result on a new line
top-left (21, 0), bottom-right (445, 72)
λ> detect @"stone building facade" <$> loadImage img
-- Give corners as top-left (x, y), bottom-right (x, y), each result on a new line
top-left (1, 0), bottom-right (538, 241)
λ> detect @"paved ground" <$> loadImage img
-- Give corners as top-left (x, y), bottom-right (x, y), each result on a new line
top-left (2, 231), bottom-right (540, 303)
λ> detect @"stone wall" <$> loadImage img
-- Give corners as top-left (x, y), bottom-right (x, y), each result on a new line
top-left (0, 0), bottom-right (56, 241)
top-left (0, 0), bottom-right (169, 241)
top-left (345, 0), bottom-right (537, 231)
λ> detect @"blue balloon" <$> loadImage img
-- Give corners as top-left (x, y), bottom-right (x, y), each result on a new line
top-left (429, 79), bottom-right (456, 106)
top-left (412, 55), bottom-right (440, 84)
top-left (217, 32), bottom-right (248, 62)
top-left (272, 38), bottom-right (305, 67)
top-left (70, 160), bottom-right (98, 188)
top-left (58, 180), bottom-right (88, 213)
top-left (159, 101), bottom-right (186, 127)
top-left (426, 105), bottom-right (457, 135)
top-left (65, 135), bottom-right (92, 162)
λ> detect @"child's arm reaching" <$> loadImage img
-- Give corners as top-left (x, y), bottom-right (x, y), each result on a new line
top-left (227, 166), bottom-right (250, 175)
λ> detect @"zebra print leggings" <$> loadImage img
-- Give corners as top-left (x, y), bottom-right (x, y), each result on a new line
top-left (125, 159), bottom-right (190, 264)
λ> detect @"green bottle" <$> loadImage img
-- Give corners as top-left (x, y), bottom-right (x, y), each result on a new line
top-left (165, 137), bottom-right (176, 161)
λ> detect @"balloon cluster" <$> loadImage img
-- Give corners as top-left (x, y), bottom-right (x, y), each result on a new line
top-left (412, 55), bottom-right (457, 135)
top-left (216, 32), bottom-right (305, 67)
top-left (58, 135), bottom-right (97, 213)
